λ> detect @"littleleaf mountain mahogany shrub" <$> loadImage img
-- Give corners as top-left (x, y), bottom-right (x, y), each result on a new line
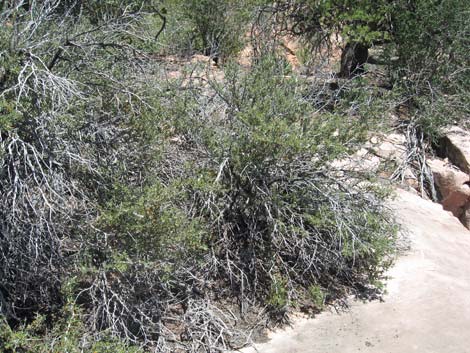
top-left (175, 56), bottom-right (397, 317)
top-left (0, 1), bottom-right (399, 351)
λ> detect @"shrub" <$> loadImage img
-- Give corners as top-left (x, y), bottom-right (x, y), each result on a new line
top-left (99, 181), bottom-right (208, 263)
top-left (388, 0), bottom-right (470, 137)
top-left (1, 2), bottom-right (398, 351)
top-left (157, 0), bottom-right (256, 60)
top-left (72, 55), bottom-right (397, 347)
top-left (185, 56), bottom-right (397, 315)
top-left (0, 0), bottom-right (161, 335)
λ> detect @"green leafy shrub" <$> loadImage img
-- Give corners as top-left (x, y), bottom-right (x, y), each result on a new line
top-left (157, 0), bottom-right (257, 60)
top-left (183, 0), bottom-right (251, 59)
top-left (389, 0), bottom-right (470, 136)
top-left (1, 2), bottom-right (399, 351)
top-left (99, 181), bottom-right (208, 263)
top-left (268, 276), bottom-right (289, 311)
top-left (185, 56), bottom-right (397, 314)
top-left (308, 285), bottom-right (326, 309)
top-left (266, 0), bottom-right (394, 77)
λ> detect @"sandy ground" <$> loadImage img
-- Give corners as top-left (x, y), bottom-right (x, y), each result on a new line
top-left (241, 189), bottom-right (470, 353)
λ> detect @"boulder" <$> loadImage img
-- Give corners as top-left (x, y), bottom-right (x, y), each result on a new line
top-left (441, 185), bottom-right (470, 219)
top-left (439, 126), bottom-right (470, 173)
top-left (427, 158), bottom-right (469, 199)
top-left (427, 158), bottom-right (470, 229)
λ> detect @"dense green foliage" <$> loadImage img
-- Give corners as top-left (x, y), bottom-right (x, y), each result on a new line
top-left (152, 0), bottom-right (259, 59)
top-left (193, 57), bottom-right (396, 310)
top-left (269, 0), bottom-right (469, 132)
top-left (277, 0), bottom-right (393, 46)
top-left (390, 0), bottom-right (470, 136)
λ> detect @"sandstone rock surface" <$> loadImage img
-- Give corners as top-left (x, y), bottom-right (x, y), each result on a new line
top-left (368, 133), bottom-right (407, 162)
top-left (439, 126), bottom-right (470, 173)
top-left (427, 157), bottom-right (470, 229)
top-left (427, 158), bottom-right (469, 199)
top-left (242, 189), bottom-right (470, 353)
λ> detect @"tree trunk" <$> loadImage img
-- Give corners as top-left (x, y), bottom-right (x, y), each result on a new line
top-left (339, 42), bottom-right (369, 78)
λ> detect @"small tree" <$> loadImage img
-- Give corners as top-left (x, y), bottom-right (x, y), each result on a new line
top-left (263, 0), bottom-right (393, 77)
top-left (174, 0), bottom-right (255, 62)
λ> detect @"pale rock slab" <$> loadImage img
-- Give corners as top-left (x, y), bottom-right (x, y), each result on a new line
top-left (241, 189), bottom-right (470, 353)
